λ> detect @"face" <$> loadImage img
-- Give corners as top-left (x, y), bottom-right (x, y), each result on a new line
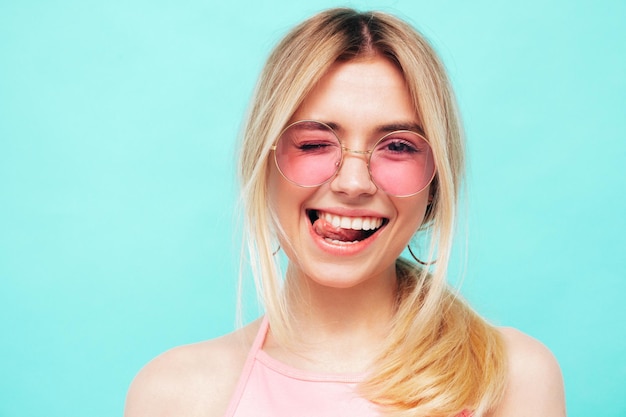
top-left (268, 55), bottom-right (432, 290)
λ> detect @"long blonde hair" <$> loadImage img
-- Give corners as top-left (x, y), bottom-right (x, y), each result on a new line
top-left (238, 8), bottom-right (507, 417)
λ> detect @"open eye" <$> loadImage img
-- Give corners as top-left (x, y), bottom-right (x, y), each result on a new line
top-left (382, 139), bottom-right (419, 154)
top-left (376, 137), bottom-right (422, 155)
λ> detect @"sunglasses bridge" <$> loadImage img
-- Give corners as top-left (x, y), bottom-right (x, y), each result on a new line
top-left (339, 146), bottom-right (373, 163)
top-left (341, 147), bottom-right (372, 156)
top-left (328, 146), bottom-right (374, 173)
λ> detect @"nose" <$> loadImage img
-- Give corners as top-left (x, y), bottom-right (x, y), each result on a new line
top-left (329, 149), bottom-right (377, 198)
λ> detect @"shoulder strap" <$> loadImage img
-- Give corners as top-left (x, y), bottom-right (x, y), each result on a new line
top-left (222, 317), bottom-right (269, 416)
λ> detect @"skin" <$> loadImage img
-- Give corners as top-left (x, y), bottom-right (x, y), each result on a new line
top-left (124, 56), bottom-right (566, 417)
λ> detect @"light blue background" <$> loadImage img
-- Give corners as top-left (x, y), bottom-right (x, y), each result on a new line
top-left (1, 1), bottom-right (624, 416)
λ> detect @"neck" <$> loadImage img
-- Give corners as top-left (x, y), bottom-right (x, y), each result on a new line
top-left (287, 264), bottom-right (398, 330)
top-left (264, 262), bottom-right (398, 373)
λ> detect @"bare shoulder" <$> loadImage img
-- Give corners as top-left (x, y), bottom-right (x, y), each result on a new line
top-left (489, 327), bottom-right (566, 417)
top-left (124, 320), bottom-right (262, 417)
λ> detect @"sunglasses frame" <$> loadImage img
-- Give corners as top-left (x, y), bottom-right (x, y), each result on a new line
top-left (271, 120), bottom-right (437, 198)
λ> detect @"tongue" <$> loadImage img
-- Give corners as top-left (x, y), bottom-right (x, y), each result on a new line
top-left (312, 217), bottom-right (370, 242)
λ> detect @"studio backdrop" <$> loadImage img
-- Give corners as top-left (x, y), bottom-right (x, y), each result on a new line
top-left (0, 1), bottom-right (624, 416)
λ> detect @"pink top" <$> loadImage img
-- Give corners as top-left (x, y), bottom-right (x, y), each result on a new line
top-left (223, 317), bottom-right (472, 417)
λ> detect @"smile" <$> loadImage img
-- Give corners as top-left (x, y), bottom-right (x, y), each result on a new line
top-left (307, 210), bottom-right (388, 244)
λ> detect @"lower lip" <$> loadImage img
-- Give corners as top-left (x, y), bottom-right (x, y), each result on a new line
top-left (307, 216), bottom-right (385, 256)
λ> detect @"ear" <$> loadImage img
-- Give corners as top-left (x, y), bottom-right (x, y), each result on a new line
top-left (421, 185), bottom-right (435, 224)
top-left (428, 183), bottom-right (436, 203)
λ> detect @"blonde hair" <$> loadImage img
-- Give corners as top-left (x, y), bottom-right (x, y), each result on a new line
top-left (238, 8), bottom-right (507, 417)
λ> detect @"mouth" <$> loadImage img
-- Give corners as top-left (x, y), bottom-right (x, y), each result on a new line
top-left (307, 209), bottom-right (388, 244)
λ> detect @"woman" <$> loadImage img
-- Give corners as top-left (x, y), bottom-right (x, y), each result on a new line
top-left (125, 8), bottom-right (565, 417)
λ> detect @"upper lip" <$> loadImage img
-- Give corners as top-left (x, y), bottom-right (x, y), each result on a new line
top-left (307, 207), bottom-right (389, 220)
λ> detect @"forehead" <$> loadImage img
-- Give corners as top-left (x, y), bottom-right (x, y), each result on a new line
top-left (290, 56), bottom-right (421, 133)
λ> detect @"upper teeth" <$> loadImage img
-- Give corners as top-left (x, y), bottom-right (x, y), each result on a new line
top-left (320, 211), bottom-right (383, 231)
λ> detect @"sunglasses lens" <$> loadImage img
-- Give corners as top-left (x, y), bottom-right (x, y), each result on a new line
top-left (274, 121), bottom-right (341, 187)
top-left (370, 131), bottom-right (435, 196)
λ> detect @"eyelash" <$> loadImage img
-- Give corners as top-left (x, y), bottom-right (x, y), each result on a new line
top-left (379, 139), bottom-right (419, 154)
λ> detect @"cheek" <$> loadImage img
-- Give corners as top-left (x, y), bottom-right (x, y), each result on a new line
top-left (268, 165), bottom-right (307, 232)
top-left (395, 193), bottom-right (431, 234)
top-left (268, 167), bottom-right (318, 263)
top-left (268, 166), bottom-right (289, 231)
top-left (267, 165), bottom-right (282, 211)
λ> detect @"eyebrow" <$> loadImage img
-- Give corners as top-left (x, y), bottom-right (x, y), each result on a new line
top-left (319, 120), bottom-right (425, 136)
top-left (293, 120), bottom-right (333, 130)
top-left (377, 122), bottom-right (425, 136)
